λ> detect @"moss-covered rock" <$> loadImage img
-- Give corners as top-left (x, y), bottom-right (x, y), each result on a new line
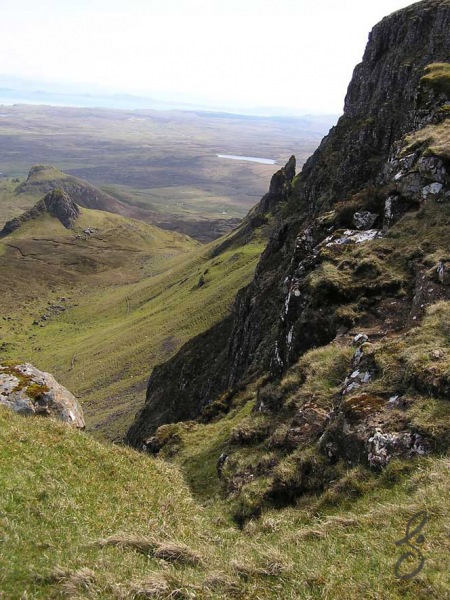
top-left (0, 362), bottom-right (84, 428)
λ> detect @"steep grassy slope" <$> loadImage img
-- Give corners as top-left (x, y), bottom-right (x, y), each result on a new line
top-left (0, 203), bottom-right (199, 434)
top-left (0, 203), bottom-right (197, 306)
top-left (0, 195), bottom-right (269, 440)
top-left (1, 406), bottom-right (449, 599)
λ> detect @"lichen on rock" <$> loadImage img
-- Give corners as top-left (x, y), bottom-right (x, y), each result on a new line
top-left (0, 363), bottom-right (85, 428)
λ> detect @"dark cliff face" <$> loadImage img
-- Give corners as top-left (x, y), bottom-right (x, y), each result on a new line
top-left (296, 0), bottom-right (450, 215)
top-left (127, 0), bottom-right (450, 448)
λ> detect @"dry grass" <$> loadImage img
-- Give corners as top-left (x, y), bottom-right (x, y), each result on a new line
top-left (98, 535), bottom-right (204, 567)
top-left (154, 543), bottom-right (203, 567)
top-left (421, 62), bottom-right (450, 96)
top-left (231, 548), bottom-right (292, 579)
top-left (97, 534), bottom-right (158, 556)
top-left (402, 120), bottom-right (450, 160)
top-left (202, 572), bottom-right (241, 595)
top-left (35, 566), bottom-right (96, 597)
top-left (126, 575), bottom-right (170, 599)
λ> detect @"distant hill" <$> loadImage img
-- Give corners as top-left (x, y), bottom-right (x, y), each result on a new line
top-left (16, 164), bottom-right (129, 214)
top-left (8, 164), bottom-right (245, 243)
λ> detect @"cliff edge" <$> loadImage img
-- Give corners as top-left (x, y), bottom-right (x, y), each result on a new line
top-left (127, 0), bottom-right (450, 490)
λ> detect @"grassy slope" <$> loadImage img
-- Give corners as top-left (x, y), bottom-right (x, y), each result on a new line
top-left (0, 201), bottom-right (267, 440)
top-left (0, 179), bottom-right (41, 224)
top-left (1, 406), bottom-right (449, 599)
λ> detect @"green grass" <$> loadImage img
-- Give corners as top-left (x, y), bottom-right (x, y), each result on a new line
top-left (0, 406), bottom-right (209, 599)
top-left (156, 399), bottom-right (256, 501)
top-left (1, 406), bottom-right (449, 599)
top-left (0, 201), bottom-right (268, 441)
top-left (421, 62), bottom-right (450, 97)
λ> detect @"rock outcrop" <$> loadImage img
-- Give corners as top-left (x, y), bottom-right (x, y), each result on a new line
top-left (258, 155), bottom-right (296, 214)
top-left (0, 189), bottom-right (80, 236)
top-left (127, 0), bottom-right (450, 460)
top-left (0, 363), bottom-right (85, 428)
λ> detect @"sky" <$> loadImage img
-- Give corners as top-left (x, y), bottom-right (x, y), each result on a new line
top-left (0, 0), bottom-right (417, 114)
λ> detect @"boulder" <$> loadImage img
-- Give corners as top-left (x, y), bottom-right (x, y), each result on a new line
top-left (0, 363), bottom-right (84, 428)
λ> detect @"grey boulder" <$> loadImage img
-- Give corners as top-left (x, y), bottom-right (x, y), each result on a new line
top-left (0, 363), bottom-right (84, 428)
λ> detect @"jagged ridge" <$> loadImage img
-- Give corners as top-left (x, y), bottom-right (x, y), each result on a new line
top-left (127, 0), bottom-right (450, 451)
top-left (16, 164), bottom-right (127, 214)
top-left (0, 189), bottom-right (80, 236)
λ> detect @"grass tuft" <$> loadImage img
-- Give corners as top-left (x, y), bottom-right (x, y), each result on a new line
top-left (97, 534), bottom-right (157, 556)
top-left (231, 550), bottom-right (290, 579)
top-left (98, 535), bottom-right (204, 566)
top-left (126, 574), bottom-right (170, 599)
top-left (202, 572), bottom-right (241, 595)
top-left (420, 62), bottom-right (450, 96)
top-left (35, 566), bottom-right (96, 597)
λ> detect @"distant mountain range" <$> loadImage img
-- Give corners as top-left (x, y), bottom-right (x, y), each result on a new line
top-left (0, 75), bottom-right (339, 120)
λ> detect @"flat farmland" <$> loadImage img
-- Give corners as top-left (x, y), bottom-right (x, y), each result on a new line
top-left (0, 104), bottom-right (335, 239)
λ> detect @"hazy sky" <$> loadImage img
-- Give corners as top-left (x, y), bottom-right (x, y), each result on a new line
top-left (1, 0), bottom-right (417, 113)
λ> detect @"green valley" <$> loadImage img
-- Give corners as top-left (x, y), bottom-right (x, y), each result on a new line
top-left (1, 1), bottom-right (450, 598)
top-left (0, 181), bottom-right (270, 440)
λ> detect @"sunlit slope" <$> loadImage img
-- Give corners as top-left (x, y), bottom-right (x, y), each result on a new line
top-left (0, 206), bottom-right (267, 440)
top-left (0, 204), bottom-right (197, 310)
top-left (1, 406), bottom-right (449, 599)
top-left (0, 406), bottom-right (207, 599)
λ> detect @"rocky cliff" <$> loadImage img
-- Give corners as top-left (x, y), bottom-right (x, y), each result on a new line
top-left (127, 0), bottom-right (450, 484)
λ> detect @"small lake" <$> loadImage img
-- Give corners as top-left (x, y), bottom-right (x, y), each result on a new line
top-left (217, 154), bottom-right (276, 165)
